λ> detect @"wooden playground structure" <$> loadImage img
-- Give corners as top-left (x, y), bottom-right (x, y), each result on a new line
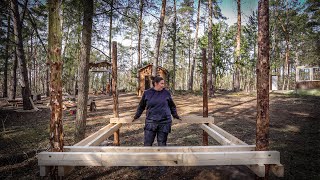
top-left (38, 42), bottom-right (283, 178)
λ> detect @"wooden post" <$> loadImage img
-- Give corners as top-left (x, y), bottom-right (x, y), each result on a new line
top-left (256, 0), bottom-right (270, 178)
top-left (202, 48), bottom-right (208, 146)
top-left (48, 0), bottom-right (63, 152)
top-left (112, 41), bottom-right (120, 146)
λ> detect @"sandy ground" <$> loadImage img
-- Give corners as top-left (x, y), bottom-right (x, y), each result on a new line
top-left (0, 91), bottom-right (319, 179)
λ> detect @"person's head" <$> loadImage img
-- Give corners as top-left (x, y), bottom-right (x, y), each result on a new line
top-left (152, 76), bottom-right (165, 91)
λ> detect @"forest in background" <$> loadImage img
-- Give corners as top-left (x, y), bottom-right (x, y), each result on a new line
top-left (0, 1), bottom-right (319, 178)
top-left (0, 0), bottom-right (319, 98)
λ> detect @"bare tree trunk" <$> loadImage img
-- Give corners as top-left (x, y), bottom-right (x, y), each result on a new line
top-left (189, 0), bottom-right (201, 92)
top-left (46, 67), bottom-right (50, 97)
top-left (48, 0), bottom-right (63, 152)
top-left (282, 59), bottom-right (285, 90)
top-left (137, 0), bottom-right (144, 95)
top-left (112, 42), bottom-right (120, 146)
top-left (256, 0), bottom-right (270, 177)
top-left (207, 0), bottom-right (213, 97)
top-left (152, 0), bottom-right (166, 78)
top-left (172, 0), bottom-right (177, 92)
top-left (9, 48), bottom-right (18, 100)
top-left (75, 0), bottom-right (94, 143)
top-left (108, 0), bottom-right (114, 91)
top-left (285, 36), bottom-right (290, 90)
top-left (234, 0), bottom-right (241, 92)
top-left (11, 0), bottom-right (33, 110)
top-left (137, 0), bottom-right (143, 67)
top-left (285, 0), bottom-right (290, 90)
top-left (202, 48), bottom-right (208, 145)
top-left (3, 13), bottom-right (10, 98)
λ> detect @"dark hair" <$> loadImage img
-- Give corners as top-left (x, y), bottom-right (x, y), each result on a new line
top-left (152, 76), bottom-right (164, 86)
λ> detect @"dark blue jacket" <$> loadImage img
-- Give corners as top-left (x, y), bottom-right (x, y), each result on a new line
top-left (134, 88), bottom-right (179, 124)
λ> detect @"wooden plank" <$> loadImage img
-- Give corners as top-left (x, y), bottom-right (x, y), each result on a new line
top-left (200, 124), bottom-right (232, 145)
top-left (110, 115), bottom-right (215, 124)
top-left (39, 160), bottom-right (102, 166)
top-left (84, 123), bottom-right (122, 146)
top-left (202, 48), bottom-right (209, 146)
top-left (248, 164), bottom-right (265, 177)
top-left (38, 151), bottom-right (280, 167)
top-left (39, 166), bottom-right (49, 176)
top-left (112, 41), bottom-right (120, 146)
top-left (200, 124), bottom-right (275, 177)
top-left (58, 166), bottom-right (74, 176)
top-left (208, 123), bottom-right (246, 145)
top-left (74, 123), bottom-right (115, 146)
top-left (64, 145), bottom-right (256, 152)
top-left (271, 164), bottom-right (284, 177)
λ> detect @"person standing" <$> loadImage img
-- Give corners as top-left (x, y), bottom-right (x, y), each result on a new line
top-left (134, 76), bottom-right (180, 146)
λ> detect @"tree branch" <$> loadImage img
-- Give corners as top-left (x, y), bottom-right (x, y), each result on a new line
top-left (26, 8), bottom-right (47, 54)
top-left (91, 45), bottom-right (111, 61)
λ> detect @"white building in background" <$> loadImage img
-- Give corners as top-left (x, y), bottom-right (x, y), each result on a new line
top-left (296, 66), bottom-right (320, 89)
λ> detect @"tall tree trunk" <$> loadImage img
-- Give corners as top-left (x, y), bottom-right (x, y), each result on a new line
top-left (137, 0), bottom-right (144, 95)
top-left (234, 0), bottom-right (241, 92)
top-left (3, 13), bottom-right (10, 98)
top-left (207, 0), bottom-right (213, 97)
top-left (189, 0), bottom-right (201, 92)
top-left (9, 48), bottom-right (18, 100)
top-left (212, 24), bottom-right (218, 94)
top-left (48, 0), bottom-right (63, 152)
top-left (11, 0), bottom-right (33, 110)
top-left (282, 58), bottom-right (285, 90)
top-left (46, 67), bottom-right (50, 97)
top-left (137, 0), bottom-right (143, 67)
top-left (112, 42), bottom-right (120, 145)
top-left (172, 0), bottom-right (177, 92)
top-left (152, 0), bottom-right (166, 78)
top-left (108, 0), bottom-right (114, 91)
top-left (202, 48), bottom-right (208, 145)
top-left (285, 0), bottom-right (290, 90)
top-left (75, 0), bottom-right (94, 143)
top-left (256, 0), bottom-right (270, 177)
top-left (285, 36), bottom-right (290, 90)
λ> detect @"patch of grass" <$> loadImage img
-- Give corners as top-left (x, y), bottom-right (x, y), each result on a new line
top-left (293, 89), bottom-right (320, 96)
top-left (271, 89), bottom-right (320, 97)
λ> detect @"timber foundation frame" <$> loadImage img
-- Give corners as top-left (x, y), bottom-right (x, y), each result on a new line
top-left (39, 42), bottom-right (283, 178)
top-left (38, 116), bottom-right (283, 177)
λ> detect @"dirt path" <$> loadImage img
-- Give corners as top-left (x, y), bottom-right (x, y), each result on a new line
top-left (0, 92), bottom-right (319, 179)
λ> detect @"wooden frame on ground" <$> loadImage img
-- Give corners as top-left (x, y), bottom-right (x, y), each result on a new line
top-left (38, 118), bottom-right (283, 177)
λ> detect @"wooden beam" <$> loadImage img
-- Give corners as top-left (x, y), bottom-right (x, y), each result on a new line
top-left (271, 164), bottom-right (284, 177)
top-left (200, 124), bottom-right (232, 145)
top-left (202, 48), bottom-right (209, 146)
top-left (200, 123), bottom-right (271, 177)
top-left (248, 164), bottom-right (265, 177)
top-left (208, 123), bottom-right (246, 145)
top-left (74, 123), bottom-right (115, 146)
top-left (89, 70), bottom-right (110, 72)
top-left (84, 123), bottom-right (122, 146)
top-left (58, 166), bottom-right (74, 176)
top-left (112, 41), bottom-right (120, 146)
top-left (38, 151), bottom-right (280, 167)
top-left (39, 166), bottom-right (49, 176)
top-left (110, 115), bottom-right (214, 124)
top-left (64, 145), bottom-right (256, 152)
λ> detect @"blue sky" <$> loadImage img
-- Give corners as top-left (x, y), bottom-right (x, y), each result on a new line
top-left (218, 0), bottom-right (307, 25)
top-left (219, 0), bottom-right (258, 25)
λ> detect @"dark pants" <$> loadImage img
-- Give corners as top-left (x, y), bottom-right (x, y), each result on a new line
top-left (144, 130), bottom-right (168, 146)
